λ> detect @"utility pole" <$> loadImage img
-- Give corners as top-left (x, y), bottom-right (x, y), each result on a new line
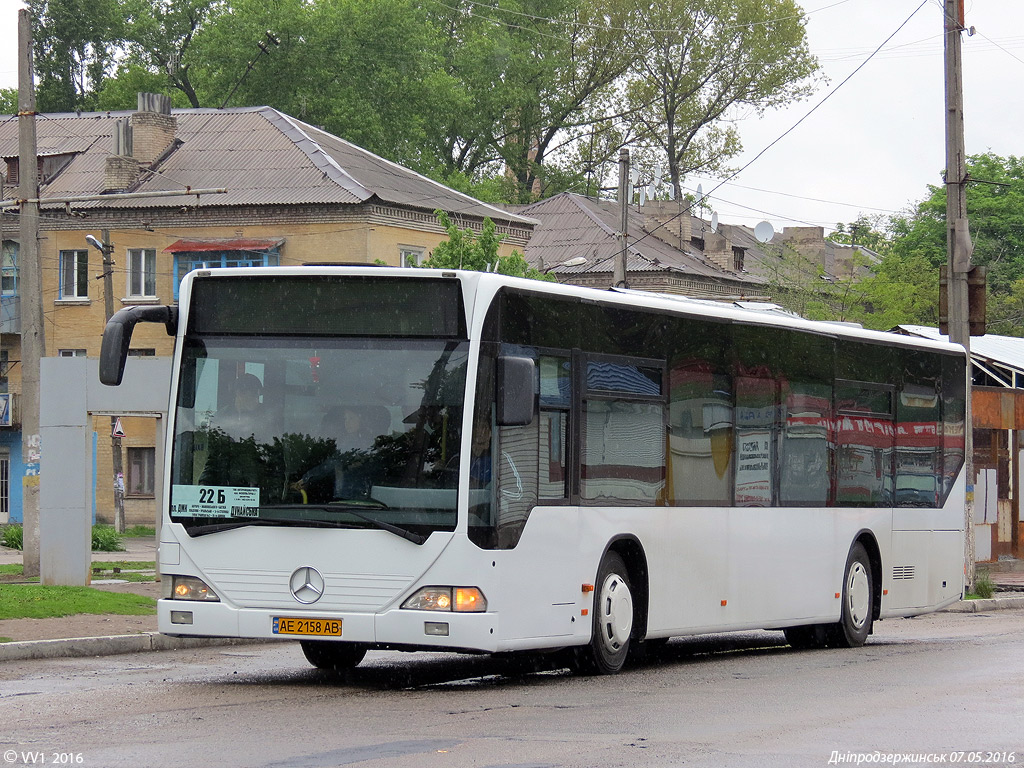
top-left (944, 0), bottom-right (975, 587)
top-left (88, 231), bottom-right (125, 532)
top-left (18, 9), bottom-right (44, 578)
top-left (614, 148), bottom-right (629, 289)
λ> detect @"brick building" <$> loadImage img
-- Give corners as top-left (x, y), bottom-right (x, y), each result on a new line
top-left (0, 95), bottom-right (535, 527)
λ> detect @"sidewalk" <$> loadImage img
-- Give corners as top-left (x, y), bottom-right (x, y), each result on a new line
top-left (0, 536), bottom-right (264, 661)
top-left (1, 541), bottom-right (1022, 661)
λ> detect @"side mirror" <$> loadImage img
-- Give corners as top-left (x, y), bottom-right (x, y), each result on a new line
top-left (496, 356), bottom-right (535, 426)
top-left (99, 305), bottom-right (177, 385)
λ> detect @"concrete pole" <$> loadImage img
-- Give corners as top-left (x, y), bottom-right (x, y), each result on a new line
top-left (614, 148), bottom-right (629, 289)
top-left (100, 230), bottom-right (125, 532)
top-left (944, 0), bottom-right (975, 587)
top-left (18, 9), bottom-right (44, 578)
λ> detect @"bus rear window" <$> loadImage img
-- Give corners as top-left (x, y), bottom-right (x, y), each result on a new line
top-left (188, 276), bottom-right (466, 338)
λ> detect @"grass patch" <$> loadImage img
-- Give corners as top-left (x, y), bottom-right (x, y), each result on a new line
top-left (92, 525), bottom-right (125, 552)
top-left (2, 524), bottom-right (23, 550)
top-left (0, 637), bottom-right (12, 643)
top-left (0, 584), bottom-right (155, 620)
top-left (0, 563), bottom-right (22, 575)
top-left (966, 572), bottom-right (996, 600)
top-left (123, 526), bottom-right (156, 538)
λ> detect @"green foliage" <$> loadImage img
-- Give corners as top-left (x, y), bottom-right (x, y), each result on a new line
top-left (0, 88), bottom-right (16, 114)
top-left (1, 525), bottom-right (23, 551)
top-left (29, 0), bottom-right (128, 111)
top-left (0, 584), bottom-right (155, 620)
top-left (880, 152), bottom-right (1024, 335)
top-left (91, 525), bottom-right (125, 552)
top-left (624, 0), bottom-right (820, 196)
top-left (26, 0), bottom-right (819, 205)
top-left (967, 572), bottom-right (995, 600)
top-left (422, 211), bottom-right (555, 281)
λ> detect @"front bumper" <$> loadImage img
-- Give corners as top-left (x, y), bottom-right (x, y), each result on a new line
top-left (158, 599), bottom-right (501, 653)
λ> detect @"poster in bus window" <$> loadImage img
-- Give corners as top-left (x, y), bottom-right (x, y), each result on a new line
top-left (735, 429), bottom-right (772, 506)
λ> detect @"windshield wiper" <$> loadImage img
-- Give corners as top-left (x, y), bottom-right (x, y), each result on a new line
top-left (185, 518), bottom-right (356, 537)
top-left (261, 503), bottom-right (427, 545)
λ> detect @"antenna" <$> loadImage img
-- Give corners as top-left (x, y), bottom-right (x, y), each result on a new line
top-left (754, 221), bottom-right (775, 243)
top-left (219, 31), bottom-right (281, 109)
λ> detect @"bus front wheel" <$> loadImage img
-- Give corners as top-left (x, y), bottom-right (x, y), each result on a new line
top-left (829, 542), bottom-right (874, 648)
top-left (300, 640), bottom-right (367, 671)
top-left (576, 551), bottom-right (634, 675)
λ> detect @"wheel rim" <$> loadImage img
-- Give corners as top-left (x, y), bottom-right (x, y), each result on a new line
top-left (846, 561), bottom-right (870, 630)
top-left (598, 571), bottom-right (633, 653)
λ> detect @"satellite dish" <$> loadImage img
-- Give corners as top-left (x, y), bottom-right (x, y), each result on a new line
top-left (630, 168), bottom-right (640, 186)
top-left (666, 186), bottom-right (675, 201)
top-left (696, 183), bottom-right (704, 201)
top-left (639, 186), bottom-right (647, 205)
top-left (711, 212), bottom-right (719, 233)
top-left (647, 182), bottom-right (656, 200)
top-left (654, 164), bottom-right (664, 188)
top-left (754, 221), bottom-right (775, 243)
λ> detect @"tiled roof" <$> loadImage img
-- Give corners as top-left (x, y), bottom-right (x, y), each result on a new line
top-left (0, 106), bottom-right (534, 226)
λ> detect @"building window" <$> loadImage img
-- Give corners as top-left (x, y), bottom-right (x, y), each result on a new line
top-left (58, 349), bottom-right (88, 357)
top-left (59, 249), bottom-right (89, 299)
top-left (172, 249), bottom-right (279, 299)
top-left (126, 447), bottom-right (155, 497)
top-left (127, 248), bottom-right (157, 298)
top-left (400, 246), bottom-right (425, 266)
top-left (733, 246), bottom-right (745, 272)
top-left (1, 241), bottom-right (18, 296)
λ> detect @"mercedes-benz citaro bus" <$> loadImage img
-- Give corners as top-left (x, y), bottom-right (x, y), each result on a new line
top-left (99, 267), bottom-right (968, 674)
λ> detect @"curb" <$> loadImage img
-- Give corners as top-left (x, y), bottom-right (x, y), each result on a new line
top-left (942, 595), bottom-right (1024, 613)
top-left (0, 633), bottom-right (281, 662)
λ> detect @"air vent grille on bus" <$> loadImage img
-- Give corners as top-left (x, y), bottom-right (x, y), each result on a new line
top-left (892, 565), bottom-right (916, 580)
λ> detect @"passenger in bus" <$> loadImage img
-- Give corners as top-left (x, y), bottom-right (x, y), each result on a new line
top-left (200, 373), bottom-right (267, 488)
top-left (212, 373), bottom-right (265, 440)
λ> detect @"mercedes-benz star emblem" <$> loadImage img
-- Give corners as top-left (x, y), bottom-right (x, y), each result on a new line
top-left (289, 566), bottom-right (325, 604)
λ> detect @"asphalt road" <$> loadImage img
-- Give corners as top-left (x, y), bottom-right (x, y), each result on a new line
top-left (1, 611), bottom-right (1022, 768)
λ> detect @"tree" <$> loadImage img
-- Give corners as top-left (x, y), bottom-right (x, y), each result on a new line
top-left (29, 0), bottom-right (127, 111)
top-left (623, 0), bottom-right (819, 198)
top-left (421, 211), bottom-right (554, 281)
top-left (423, 0), bottom-right (637, 201)
top-left (884, 153), bottom-right (1024, 336)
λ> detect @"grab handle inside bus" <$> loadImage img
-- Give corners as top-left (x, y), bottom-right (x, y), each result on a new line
top-left (99, 305), bottom-right (178, 386)
top-left (496, 355), bottom-right (535, 426)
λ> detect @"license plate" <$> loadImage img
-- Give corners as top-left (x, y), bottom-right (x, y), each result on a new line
top-left (272, 616), bottom-right (342, 637)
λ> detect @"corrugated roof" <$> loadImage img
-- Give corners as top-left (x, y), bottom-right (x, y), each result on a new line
top-left (0, 106), bottom-right (534, 226)
top-left (898, 325), bottom-right (1024, 376)
top-left (509, 192), bottom-right (766, 285)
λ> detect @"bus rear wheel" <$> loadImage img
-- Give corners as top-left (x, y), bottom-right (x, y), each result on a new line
top-left (300, 640), bottom-right (367, 671)
top-left (576, 551), bottom-right (634, 675)
top-left (828, 542), bottom-right (874, 648)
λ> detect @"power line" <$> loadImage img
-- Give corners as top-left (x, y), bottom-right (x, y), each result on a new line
top-left (628, 0), bottom-right (930, 252)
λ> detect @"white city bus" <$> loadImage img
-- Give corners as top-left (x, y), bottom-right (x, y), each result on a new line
top-left (100, 267), bottom-right (967, 674)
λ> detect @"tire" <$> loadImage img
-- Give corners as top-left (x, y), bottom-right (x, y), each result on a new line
top-left (300, 640), bottom-right (367, 671)
top-left (576, 551), bottom-right (635, 675)
top-left (828, 542), bottom-right (874, 648)
top-left (783, 623), bottom-right (828, 650)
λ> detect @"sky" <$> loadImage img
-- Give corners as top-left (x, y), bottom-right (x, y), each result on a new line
top-left (0, 0), bottom-right (1021, 237)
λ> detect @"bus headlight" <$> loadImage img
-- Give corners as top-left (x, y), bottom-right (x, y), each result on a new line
top-left (165, 575), bottom-right (220, 602)
top-left (401, 587), bottom-right (487, 612)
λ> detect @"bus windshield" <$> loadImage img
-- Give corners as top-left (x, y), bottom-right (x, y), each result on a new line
top-left (169, 336), bottom-right (469, 539)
